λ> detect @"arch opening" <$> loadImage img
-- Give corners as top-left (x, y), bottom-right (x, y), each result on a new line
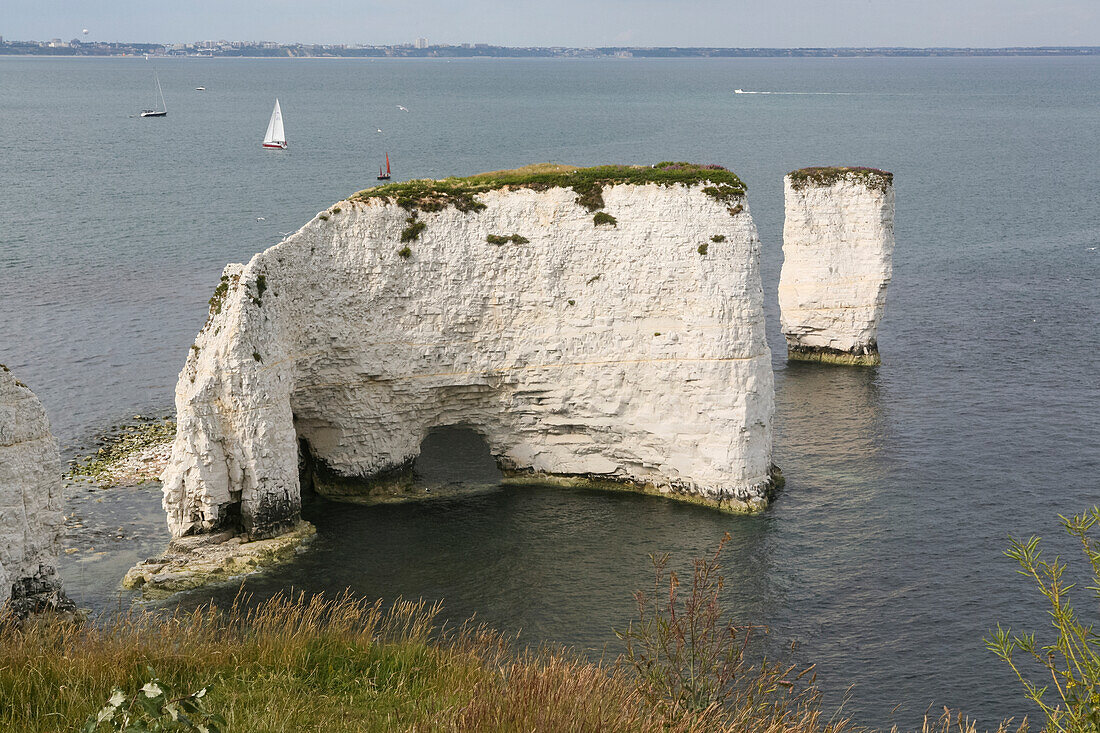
top-left (297, 424), bottom-right (503, 505)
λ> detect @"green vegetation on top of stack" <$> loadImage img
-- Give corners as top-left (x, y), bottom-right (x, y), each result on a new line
top-left (787, 166), bottom-right (893, 192)
top-left (349, 162), bottom-right (747, 214)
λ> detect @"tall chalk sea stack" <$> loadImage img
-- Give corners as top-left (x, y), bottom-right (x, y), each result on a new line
top-left (0, 365), bottom-right (69, 616)
top-left (778, 167), bottom-right (894, 366)
top-left (161, 164), bottom-right (778, 545)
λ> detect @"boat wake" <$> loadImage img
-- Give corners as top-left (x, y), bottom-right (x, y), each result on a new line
top-left (734, 89), bottom-right (855, 95)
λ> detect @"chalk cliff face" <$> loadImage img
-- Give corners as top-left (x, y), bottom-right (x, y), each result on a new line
top-left (778, 167), bottom-right (894, 366)
top-left (0, 365), bottom-right (67, 615)
top-left (162, 166), bottom-right (776, 540)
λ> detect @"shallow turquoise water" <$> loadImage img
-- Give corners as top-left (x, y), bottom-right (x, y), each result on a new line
top-left (3, 56), bottom-right (1099, 728)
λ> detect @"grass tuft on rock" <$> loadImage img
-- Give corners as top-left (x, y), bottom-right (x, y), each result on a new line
top-left (400, 217), bottom-right (426, 242)
top-left (593, 212), bottom-right (617, 227)
top-left (487, 233), bottom-right (529, 245)
top-left (208, 275), bottom-right (231, 316)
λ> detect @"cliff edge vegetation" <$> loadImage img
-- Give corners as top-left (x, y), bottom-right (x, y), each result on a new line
top-left (787, 166), bottom-right (893, 192)
top-left (350, 161), bottom-right (747, 213)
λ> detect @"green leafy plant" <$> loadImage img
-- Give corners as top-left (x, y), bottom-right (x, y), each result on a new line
top-left (711, 235), bottom-right (726, 243)
top-left (398, 246), bottom-right (412, 259)
top-left (987, 507), bottom-right (1100, 733)
top-left (615, 533), bottom-right (820, 723)
top-left (697, 243), bottom-right (708, 256)
top-left (84, 669), bottom-right (224, 732)
top-left (593, 212), bottom-right (617, 227)
top-left (318, 213), bottom-right (329, 221)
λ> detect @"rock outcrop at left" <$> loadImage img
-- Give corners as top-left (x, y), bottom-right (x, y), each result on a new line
top-left (778, 167), bottom-right (894, 366)
top-left (159, 163), bottom-right (777, 548)
top-left (0, 365), bottom-right (71, 617)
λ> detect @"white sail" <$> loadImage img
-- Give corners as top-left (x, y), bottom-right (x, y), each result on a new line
top-left (263, 99), bottom-right (285, 145)
top-left (155, 71), bottom-right (166, 112)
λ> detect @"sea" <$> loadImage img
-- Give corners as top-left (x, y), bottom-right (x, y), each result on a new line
top-left (1, 55), bottom-right (1098, 729)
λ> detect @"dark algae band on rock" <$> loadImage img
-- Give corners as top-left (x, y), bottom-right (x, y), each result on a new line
top-left (349, 162), bottom-right (746, 213)
top-left (787, 166), bottom-right (893, 192)
top-left (787, 343), bottom-right (882, 367)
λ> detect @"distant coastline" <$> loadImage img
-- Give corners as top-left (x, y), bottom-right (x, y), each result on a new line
top-left (2, 39), bottom-right (1099, 58)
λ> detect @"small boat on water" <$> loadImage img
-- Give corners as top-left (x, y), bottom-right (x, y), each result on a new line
top-left (195, 86), bottom-right (206, 91)
top-left (262, 99), bottom-right (287, 149)
top-left (377, 153), bottom-right (392, 180)
top-left (140, 69), bottom-right (167, 117)
top-left (734, 88), bottom-right (745, 94)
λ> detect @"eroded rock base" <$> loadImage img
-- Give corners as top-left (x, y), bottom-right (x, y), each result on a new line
top-left (122, 521), bottom-right (316, 598)
top-left (787, 344), bottom-right (881, 367)
top-left (500, 464), bottom-right (784, 514)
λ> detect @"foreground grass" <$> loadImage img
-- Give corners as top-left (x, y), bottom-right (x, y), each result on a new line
top-left (2, 593), bottom-right (842, 733)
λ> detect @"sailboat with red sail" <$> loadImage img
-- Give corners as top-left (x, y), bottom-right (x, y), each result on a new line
top-left (377, 153), bottom-right (391, 180)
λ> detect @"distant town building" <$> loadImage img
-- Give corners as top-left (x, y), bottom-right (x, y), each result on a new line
top-left (48, 39), bottom-right (66, 48)
top-left (414, 37), bottom-right (428, 49)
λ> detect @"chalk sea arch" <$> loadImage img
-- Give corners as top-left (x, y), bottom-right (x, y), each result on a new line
top-left (160, 165), bottom-right (778, 540)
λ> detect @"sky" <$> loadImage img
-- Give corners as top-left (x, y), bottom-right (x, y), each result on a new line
top-left (2, 0), bottom-right (1098, 47)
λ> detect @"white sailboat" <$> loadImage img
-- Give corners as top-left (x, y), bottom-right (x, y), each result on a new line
top-left (140, 70), bottom-right (167, 117)
top-left (262, 99), bottom-right (287, 149)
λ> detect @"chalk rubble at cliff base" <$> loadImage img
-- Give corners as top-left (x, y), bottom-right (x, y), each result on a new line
top-left (778, 167), bottom-right (894, 367)
top-left (0, 365), bottom-right (73, 618)
top-left (151, 164), bottom-right (778, 579)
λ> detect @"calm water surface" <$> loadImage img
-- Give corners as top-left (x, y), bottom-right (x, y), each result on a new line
top-left (2, 56), bottom-right (1099, 728)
